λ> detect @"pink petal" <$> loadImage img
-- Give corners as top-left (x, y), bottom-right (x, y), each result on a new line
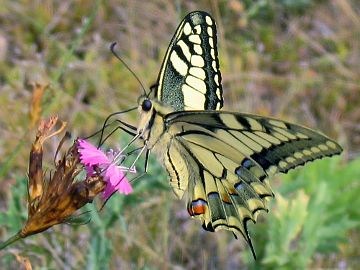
top-left (102, 184), bottom-right (117, 200)
top-left (77, 139), bottom-right (135, 200)
top-left (77, 139), bottom-right (109, 166)
top-left (85, 165), bottom-right (95, 177)
top-left (104, 164), bottom-right (129, 189)
top-left (115, 177), bottom-right (133, 194)
top-left (104, 164), bottom-right (122, 185)
top-left (102, 180), bottom-right (133, 200)
top-left (102, 164), bottom-right (133, 199)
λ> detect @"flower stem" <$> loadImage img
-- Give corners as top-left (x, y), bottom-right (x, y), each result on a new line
top-left (0, 232), bottom-right (22, 250)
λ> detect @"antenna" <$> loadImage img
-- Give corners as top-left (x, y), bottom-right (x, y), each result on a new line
top-left (110, 42), bottom-right (148, 96)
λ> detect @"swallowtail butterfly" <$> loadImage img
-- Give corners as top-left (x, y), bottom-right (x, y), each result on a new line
top-left (113, 11), bottom-right (342, 258)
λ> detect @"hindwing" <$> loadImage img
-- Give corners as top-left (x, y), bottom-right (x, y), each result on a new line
top-left (163, 111), bottom-right (342, 255)
top-left (155, 11), bottom-right (223, 111)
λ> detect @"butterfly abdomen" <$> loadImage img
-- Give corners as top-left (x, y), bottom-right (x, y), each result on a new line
top-left (154, 135), bottom-right (198, 200)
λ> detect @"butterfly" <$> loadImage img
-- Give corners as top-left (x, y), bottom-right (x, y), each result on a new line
top-left (111, 11), bottom-right (342, 258)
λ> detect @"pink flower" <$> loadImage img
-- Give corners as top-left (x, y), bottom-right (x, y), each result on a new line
top-left (77, 139), bottom-right (134, 199)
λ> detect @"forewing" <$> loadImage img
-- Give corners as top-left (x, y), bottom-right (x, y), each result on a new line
top-left (166, 111), bottom-right (342, 175)
top-left (155, 11), bottom-right (223, 111)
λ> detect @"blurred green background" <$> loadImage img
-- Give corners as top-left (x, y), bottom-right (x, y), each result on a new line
top-left (0, 0), bottom-right (359, 269)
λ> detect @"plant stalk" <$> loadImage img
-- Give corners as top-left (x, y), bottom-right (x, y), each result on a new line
top-left (0, 232), bottom-right (22, 250)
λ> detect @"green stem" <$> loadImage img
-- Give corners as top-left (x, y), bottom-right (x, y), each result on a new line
top-left (0, 232), bottom-right (22, 250)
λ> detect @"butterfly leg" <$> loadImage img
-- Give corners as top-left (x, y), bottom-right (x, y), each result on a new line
top-left (96, 107), bottom-right (137, 146)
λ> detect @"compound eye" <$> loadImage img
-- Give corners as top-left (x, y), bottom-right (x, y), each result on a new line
top-left (142, 99), bottom-right (152, 111)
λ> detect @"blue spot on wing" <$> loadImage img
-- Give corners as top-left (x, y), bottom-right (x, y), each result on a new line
top-left (235, 182), bottom-right (245, 191)
top-left (208, 192), bottom-right (220, 199)
top-left (242, 159), bottom-right (252, 169)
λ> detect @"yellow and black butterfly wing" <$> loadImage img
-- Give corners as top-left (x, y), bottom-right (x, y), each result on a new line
top-left (164, 111), bottom-right (342, 256)
top-left (154, 11), bottom-right (223, 111)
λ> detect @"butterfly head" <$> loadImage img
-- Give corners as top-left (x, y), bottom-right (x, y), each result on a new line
top-left (137, 95), bottom-right (173, 143)
top-left (137, 95), bottom-right (153, 114)
top-left (141, 98), bottom-right (152, 112)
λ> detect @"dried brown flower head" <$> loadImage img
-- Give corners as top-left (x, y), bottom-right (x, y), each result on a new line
top-left (0, 116), bottom-right (106, 249)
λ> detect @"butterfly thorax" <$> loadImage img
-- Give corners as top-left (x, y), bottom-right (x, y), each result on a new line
top-left (138, 96), bottom-right (194, 200)
top-left (137, 97), bottom-right (174, 150)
